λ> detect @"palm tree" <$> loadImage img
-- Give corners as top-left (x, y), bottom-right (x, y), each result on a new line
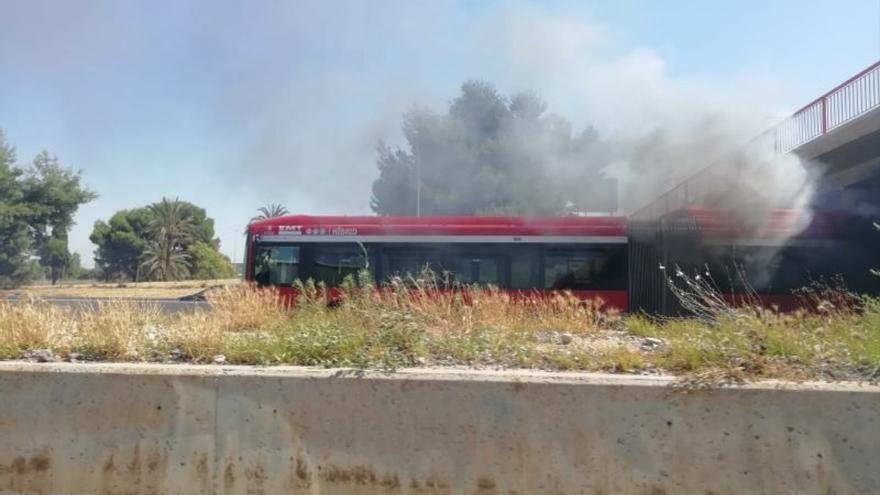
top-left (245, 204), bottom-right (289, 235)
top-left (250, 204), bottom-right (289, 223)
top-left (140, 240), bottom-right (190, 281)
top-left (140, 197), bottom-right (195, 281)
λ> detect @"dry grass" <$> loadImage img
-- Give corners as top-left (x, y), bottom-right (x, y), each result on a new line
top-left (1, 278), bottom-right (879, 383)
top-left (1, 278), bottom-right (241, 299)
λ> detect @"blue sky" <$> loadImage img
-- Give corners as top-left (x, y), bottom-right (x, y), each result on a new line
top-left (1, 0), bottom-right (879, 266)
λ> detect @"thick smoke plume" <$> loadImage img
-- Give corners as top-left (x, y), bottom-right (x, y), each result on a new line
top-left (485, 5), bottom-right (815, 222)
top-left (366, 4), bottom-right (818, 227)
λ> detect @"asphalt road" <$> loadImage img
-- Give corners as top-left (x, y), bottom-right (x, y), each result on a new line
top-left (1, 296), bottom-right (210, 313)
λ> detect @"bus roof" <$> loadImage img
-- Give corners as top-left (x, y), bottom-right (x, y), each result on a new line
top-left (247, 215), bottom-right (628, 237)
top-left (246, 210), bottom-right (864, 241)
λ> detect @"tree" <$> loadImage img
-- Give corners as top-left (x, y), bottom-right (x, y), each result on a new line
top-left (91, 200), bottom-right (221, 281)
top-left (370, 144), bottom-right (416, 215)
top-left (0, 132), bottom-right (95, 288)
top-left (245, 204), bottom-right (289, 234)
top-left (370, 81), bottom-right (615, 216)
top-left (177, 201), bottom-right (220, 250)
top-left (0, 132), bottom-right (31, 288)
top-left (90, 208), bottom-right (153, 281)
top-left (91, 198), bottom-right (227, 282)
top-left (67, 252), bottom-right (82, 280)
top-left (188, 241), bottom-right (236, 279)
top-left (250, 204), bottom-right (289, 223)
top-left (24, 151), bottom-right (96, 239)
top-left (39, 237), bottom-right (70, 284)
top-left (22, 151), bottom-right (96, 284)
top-left (140, 241), bottom-right (190, 281)
top-left (138, 198), bottom-right (195, 281)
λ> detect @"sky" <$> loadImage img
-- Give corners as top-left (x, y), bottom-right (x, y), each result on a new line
top-left (1, 0), bottom-right (879, 266)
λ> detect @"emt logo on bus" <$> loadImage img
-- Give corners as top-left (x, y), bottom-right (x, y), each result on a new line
top-left (276, 225), bottom-right (358, 236)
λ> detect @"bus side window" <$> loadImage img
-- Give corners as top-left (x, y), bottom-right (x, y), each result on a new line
top-left (381, 246), bottom-right (448, 284)
top-left (544, 249), bottom-right (590, 289)
top-left (510, 246), bottom-right (538, 288)
top-left (254, 245), bottom-right (300, 286)
top-left (382, 250), bottom-right (423, 280)
top-left (447, 254), bottom-right (502, 285)
top-left (542, 245), bottom-right (626, 290)
top-left (313, 244), bottom-right (374, 286)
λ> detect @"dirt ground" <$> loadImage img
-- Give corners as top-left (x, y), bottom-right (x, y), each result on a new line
top-left (1, 279), bottom-right (242, 299)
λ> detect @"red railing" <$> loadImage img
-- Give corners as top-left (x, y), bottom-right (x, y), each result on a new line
top-left (777, 60), bottom-right (880, 153)
top-left (631, 60), bottom-right (880, 220)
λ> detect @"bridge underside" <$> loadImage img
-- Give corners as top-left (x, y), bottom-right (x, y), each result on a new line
top-left (799, 106), bottom-right (880, 216)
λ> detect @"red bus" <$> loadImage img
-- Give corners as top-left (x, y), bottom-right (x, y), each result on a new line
top-left (245, 215), bottom-right (630, 310)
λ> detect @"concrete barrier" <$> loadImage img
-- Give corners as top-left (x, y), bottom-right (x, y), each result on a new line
top-left (0, 363), bottom-right (877, 495)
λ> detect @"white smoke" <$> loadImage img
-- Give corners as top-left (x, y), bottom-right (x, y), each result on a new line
top-left (487, 4), bottom-right (815, 221)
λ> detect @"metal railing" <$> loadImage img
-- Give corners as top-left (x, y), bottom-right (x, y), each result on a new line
top-left (826, 63), bottom-right (880, 130)
top-left (631, 60), bottom-right (880, 220)
top-left (774, 101), bottom-right (823, 154)
top-left (776, 61), bottom-right (880, 153)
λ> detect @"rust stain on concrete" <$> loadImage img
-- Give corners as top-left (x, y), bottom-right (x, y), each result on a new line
top-left (126, 444), bottom-right (141, 474)
top-left (476, 476), bottom-right (497, 490)
top-left (224, 461), bottom-right (236, 489)
top-left (294, 456), bottom-right (310, 484)
top-left (321, 464), bottom-right (378, 484)
top-left (102, 454), bottom-right (115, 474)
top-left (2, 453), bottom-right (51, 475)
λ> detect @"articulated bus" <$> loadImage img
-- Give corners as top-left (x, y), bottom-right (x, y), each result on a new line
top-left (245, 212), bottom-right (880, 314)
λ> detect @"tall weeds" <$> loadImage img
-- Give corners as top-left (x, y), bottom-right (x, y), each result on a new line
top-left (0, 278), bottom-right (877, 381)
top-left (656, 264), bottom-right (880, 381)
